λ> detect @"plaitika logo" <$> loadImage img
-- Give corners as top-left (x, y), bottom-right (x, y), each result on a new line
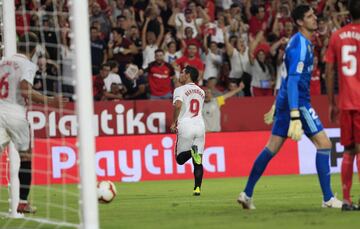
top-left (51, 137), bottom-right (226, 182)
top-left (28, 104), bottom-right (166, 137)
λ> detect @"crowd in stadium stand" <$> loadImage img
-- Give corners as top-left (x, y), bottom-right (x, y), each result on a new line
top-left (9, 0), bottom-right (349, 101)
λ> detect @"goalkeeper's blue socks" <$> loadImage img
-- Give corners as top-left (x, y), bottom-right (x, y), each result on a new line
top-left (244, 147), bottom-right (274, 197)
top-left (316, 149), bottom-right (333, 201)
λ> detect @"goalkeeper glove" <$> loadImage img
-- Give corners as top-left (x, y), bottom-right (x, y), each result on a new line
top-left (264, 105), bottom-right (275, 125)
top-left (287, 110), bottom-right (303, 141)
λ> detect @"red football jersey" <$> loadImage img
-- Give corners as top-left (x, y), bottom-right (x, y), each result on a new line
top-left (148, 62), bottom-right (175, 96)
top-left (175, 56), bottom-right (204, 72)
top-left (324, 23), bottom-right (360, 109)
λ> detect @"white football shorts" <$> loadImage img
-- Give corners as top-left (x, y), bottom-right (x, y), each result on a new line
top-left (0, 112), bottom-right (31, 153)
top-left (175, 121), bottom-right (205, 155)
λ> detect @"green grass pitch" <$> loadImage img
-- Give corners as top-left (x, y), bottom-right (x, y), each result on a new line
top-left (1, 174), bottom-right (360, 228)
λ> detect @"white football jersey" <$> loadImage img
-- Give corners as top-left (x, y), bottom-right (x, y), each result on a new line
top-left (173, 83), bottom-right (205, 125)
top-left (0, 54), bottom-right (37, 114)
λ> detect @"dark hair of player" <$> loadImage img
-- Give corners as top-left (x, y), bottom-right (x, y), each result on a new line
top-left (18, 32), bottom-right (39, 55)
top-left (184, 65), bottom-right (199, 83)
top-left (291, 4), bottom-right (311, 27)
top-left (348, 0), bottom-right (360, 20)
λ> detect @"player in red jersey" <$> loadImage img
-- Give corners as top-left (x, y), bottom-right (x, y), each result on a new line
top-left (324, 0), bottom-right (360, 211)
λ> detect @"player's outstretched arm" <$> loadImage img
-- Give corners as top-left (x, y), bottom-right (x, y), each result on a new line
top-left (20, 80), bottom-right (68, 108)
top-left (222, 82), bottom-right (245, 100)
top-left (223, 28), bottom-right (234, 57)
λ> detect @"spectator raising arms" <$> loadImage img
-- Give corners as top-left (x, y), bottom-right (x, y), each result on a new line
top-left (147, 49), bottom-right (175, 99)
top-left (16, 0), bottom-right (355, 106)
top-left (141, 16), bottom-right (164, 69)
top-left (203, 34), bottom-right (222, 83)
top-left (203, 82), bottom-right (245, 132)
top-left (223, 29), bottom-right (249, 85)
top-left (173, 44), bottom-right (204, 85)
top-left (248, 31), bottom-right (273, 96)
top-left (161, 32), bottom-right (182, 64)
top-left (108, 28), bottom-right (138, 69)
top-left (168, 5), bottom-right (209, 38)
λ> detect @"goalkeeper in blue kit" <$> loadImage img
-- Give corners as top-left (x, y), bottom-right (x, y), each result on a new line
top-left (237, 5), bottom-right (342, 209)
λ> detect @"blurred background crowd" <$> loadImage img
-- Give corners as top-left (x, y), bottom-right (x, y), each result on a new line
top-left (0, 0), bottom-right (349, 101)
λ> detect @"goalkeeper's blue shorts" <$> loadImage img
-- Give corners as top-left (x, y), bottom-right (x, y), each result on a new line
top-left (271, 103), bottom-right (324, 138)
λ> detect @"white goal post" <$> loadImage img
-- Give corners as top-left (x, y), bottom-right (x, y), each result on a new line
top-left (2, 0), bottom-right (23, 219)
top-left (1, 0), bottom-right (99, 228)
top-left (69, 0), bottom-right (100, 228)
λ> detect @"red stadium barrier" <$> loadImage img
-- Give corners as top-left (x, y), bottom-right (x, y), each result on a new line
top-left (1, 96), bottom-right (344, 184)
top-left (0, 131), bottom-right (299, 185)
top-left (1, 128), bottom-right (350, 185)
top-left (28, 95), bottom-right (339, 138)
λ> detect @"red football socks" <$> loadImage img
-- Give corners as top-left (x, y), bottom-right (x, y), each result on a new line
top-left (341, 153), bottom-right (355, 204)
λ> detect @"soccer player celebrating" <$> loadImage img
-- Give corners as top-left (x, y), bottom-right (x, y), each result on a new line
top-left (0, 33), bottom-right (67, 213)
top-left (170, 66), bottom-right (205, 196)
top-left (237, 5), bottom-right (342, 209)
top-left (325, 0), bottom-right (360, 211)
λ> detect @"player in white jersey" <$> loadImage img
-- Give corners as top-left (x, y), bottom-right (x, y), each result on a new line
top-left (170, 65), bottom-right (205, 196)
top-left (0, 33), bottom-right (67, 213)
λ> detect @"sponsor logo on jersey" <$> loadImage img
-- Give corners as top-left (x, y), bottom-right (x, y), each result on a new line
top-left (153, 73), bottom-right (169, 79)
top-left (296, 62), bottom-right (304, 73)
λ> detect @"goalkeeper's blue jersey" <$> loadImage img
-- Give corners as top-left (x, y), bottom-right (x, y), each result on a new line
top-left (272, 32), bottom-right (323, 138)
top-left (276, 32), bottom-right (314, 110)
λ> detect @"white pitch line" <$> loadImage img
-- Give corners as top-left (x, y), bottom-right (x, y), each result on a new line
top-left (0, 212), bottom-right (80, 228)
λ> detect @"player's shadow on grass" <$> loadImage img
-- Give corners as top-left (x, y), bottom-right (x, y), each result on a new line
top-left (273, 208), bottom-right (327, 214)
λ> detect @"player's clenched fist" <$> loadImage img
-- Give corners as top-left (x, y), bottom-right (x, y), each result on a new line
top-left (287, 110), bottom-right (303, 141)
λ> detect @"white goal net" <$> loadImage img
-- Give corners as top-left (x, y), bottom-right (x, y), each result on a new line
top-left (0, 0), bottom-right (98, 228)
